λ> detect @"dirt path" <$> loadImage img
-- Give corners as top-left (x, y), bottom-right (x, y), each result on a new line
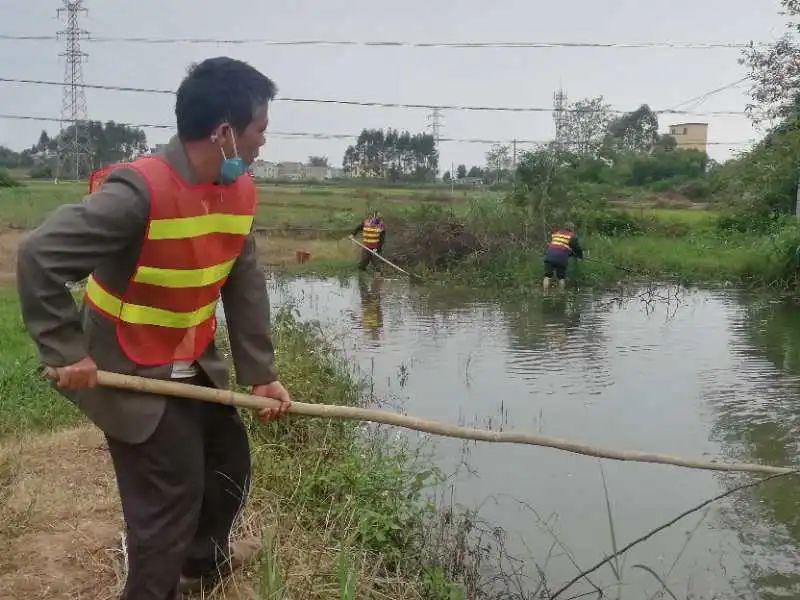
top-left (0, 427), bottom-right (265, 599)
top-left (0, 427), bottom-right (123, 599)
top-left (0, 229), bottom-right (26, 285)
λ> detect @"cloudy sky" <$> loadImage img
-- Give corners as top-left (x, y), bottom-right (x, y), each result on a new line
top-left (0, 0), bottom-right (789, 170)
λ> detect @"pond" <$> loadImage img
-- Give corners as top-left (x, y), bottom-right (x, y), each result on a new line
top-left (268, 275), bottom-right (800, 599)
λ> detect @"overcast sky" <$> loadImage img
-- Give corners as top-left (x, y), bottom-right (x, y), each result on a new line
top-left (0, 0), bottom-right (790, 169)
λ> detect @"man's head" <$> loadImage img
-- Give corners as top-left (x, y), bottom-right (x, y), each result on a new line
top-left (563, 221), bottom-right (576, 232)
top-left (176, 57), bottom-right (277, 166)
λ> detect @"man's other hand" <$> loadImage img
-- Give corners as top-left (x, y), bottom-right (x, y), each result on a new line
top-left (54, 356), bottom-right (98, 390)
top-left (252, 381), bottom-right (292, 423)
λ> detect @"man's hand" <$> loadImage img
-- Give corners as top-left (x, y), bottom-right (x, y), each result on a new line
top-left (252, 381), bottom-right (292, 423)
top-left (54, 356), bottom-right (98, 390)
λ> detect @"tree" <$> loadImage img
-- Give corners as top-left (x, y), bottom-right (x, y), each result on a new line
top-left (654, 134), bottom-right (678, 151)
top-left (742, 0), bottom-right (800, 122)
top-left (51, 120), bottom-right (148, 177)
top-left (485, 144), bottom-right (512, 184)
top-left (467, 166), bottom-right (484, 178)
top-left (443, 171), bottom-right (451, 181)
top-left (558, 96), bottom-right (612, 157)
top-left (744, 1), bottom-right (800, 119)
top-left (36, 130), bottom-right (51, 152)
top-left (342, 128), bottom-right (438, 181)
top-left (605, 105), bottom-right (659, 154)
top-left (308, 155), bottom-right (328, 167)
top-left (456, 164), bottom-right (467, 179)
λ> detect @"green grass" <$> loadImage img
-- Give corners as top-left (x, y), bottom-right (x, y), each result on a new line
top-left (0, 180), bottom-right (491, 233)
top-left (0, 289), bottom-right (473, 597)
top-left (0, 291), bottom-right (82, 436)
top-left (0, 181), bottom-right (85, 229)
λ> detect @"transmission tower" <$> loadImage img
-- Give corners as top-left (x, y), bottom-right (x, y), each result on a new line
top-left (426, 108), bottom-right (444, 176)
top-left (56, 1), bottom-right (92, 181)
top-left (426, 107), bottom-right (444, 144)
top-left (553, 88), bottom-right (568, 148)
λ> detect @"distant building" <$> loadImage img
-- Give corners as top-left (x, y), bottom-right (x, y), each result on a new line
top-left (454, 176), bottom-right (483, 186)
top-left (303, 165), bottom-right (328, 181)
top-left (668, 123), bottom-right (708, 153)
top-left (327, 166), bottom-right (345, 179)
top-left (277, 162), bottom-right (304, 180)
top-left (250, 160), bottom-right (347, 181)
top-left (251, 160), bottom-right (279, 179)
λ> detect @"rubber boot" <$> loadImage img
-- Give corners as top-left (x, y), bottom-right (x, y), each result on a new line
top-left (543, 277), bottom-right (551, 291)
top-left (558, 278), bottom-right (566, 291)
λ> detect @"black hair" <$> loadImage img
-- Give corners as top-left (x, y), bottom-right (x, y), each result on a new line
top-left (175, 57), bottom-right (278, 141)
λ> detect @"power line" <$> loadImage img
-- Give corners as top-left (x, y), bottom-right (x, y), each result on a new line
top-left (0, 77), bottom-right (750, 116)
top-left (0, 113), bottom-right (757, 147)
top-left (0, 33), bottom-right (765, 49)
top-left (668, 77), bottom-right (751, 111)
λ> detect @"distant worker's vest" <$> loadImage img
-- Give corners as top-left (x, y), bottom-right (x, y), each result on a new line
top-left (547, 230), bottom-right (575, 255)
top-left (361, 219), bottom-right (385, 250)
top-left (85, 157), bottom-right (256, 366)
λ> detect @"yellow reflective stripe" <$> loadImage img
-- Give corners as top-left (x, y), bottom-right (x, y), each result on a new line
top-left (120, 299), bottom-right (217, 329)
top-left (133, 259), bottom-right (235, 288)
top-left (363, 226), bottom-right (382, 243)
top-left (86, 275), bottom-right (122, 317)
top-left (148, 214), bottom-right (253, 240)
top-left (86, 275), bottom-right (218, 328)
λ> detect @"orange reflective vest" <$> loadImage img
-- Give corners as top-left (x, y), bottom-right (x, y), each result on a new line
top-left (85, 157), bottom-right (256, 366)
top-left (361, 219), bottom-right (384, 249)
top-left (547, 230), bottom-right (575, 254)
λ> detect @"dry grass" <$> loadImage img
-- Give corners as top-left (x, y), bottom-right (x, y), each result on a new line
top-left (256, 235), bottom-right (356, 269)
top-left (0, 426), bottom-right (123, 599)
top-left (0, 229), bottom-right (26, 285)
top-left (0, 425), bottom-right (446, 600)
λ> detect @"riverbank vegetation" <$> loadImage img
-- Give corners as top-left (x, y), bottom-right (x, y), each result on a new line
top-left (0, 290), bottom-right (487, 598)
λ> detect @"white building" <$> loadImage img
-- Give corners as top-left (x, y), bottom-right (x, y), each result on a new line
top-left (251, 160), bottom-right (279, 179)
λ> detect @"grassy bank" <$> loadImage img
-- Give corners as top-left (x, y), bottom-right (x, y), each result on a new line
top-left (372, 197), bottom-right (800, 291)
top-left (2, 179), bottom-right (795, 288)
top-left (0, 290), bottom-right (473, 598)
top-left (0, 179), bottom-right (487, 232)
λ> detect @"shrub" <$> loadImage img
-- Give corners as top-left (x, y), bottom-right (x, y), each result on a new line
top-left (0, 169), bottom-right (20, 187)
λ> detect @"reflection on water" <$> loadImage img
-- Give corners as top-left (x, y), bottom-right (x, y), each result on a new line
top-left (269, 275), bottom-right (800, 598)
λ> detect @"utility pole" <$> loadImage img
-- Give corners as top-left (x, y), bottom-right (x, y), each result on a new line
top-left (426, 108), bottom-right (444, 178)
top-left (56, 1), bottom-right (92, 181)
top-left (553, 88), bottom-right (568, 149)
top-left (512, 139), bottom-right (517, 169)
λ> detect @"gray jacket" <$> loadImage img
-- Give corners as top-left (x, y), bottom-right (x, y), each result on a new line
top-left (17, 138), bottom-right (278, 443)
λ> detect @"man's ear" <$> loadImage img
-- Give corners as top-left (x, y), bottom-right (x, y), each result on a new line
top-left (210, 122), bottom-right (231, 144)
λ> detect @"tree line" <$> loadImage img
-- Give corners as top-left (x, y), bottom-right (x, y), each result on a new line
top-left (0, 121), bottom-right (148, 179)
top-left (343, 129), bottom-right (438, 182)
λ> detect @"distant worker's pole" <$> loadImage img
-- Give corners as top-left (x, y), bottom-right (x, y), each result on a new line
top-left (348, 236), bottom-right (419, 280)
top-left (796, 172), bottom-right (800, 219)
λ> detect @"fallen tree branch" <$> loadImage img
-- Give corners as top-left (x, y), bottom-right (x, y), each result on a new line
top-left (78, 370), bottom-right (796, 476)
top-left (548, 470), bottom-right (799, 600)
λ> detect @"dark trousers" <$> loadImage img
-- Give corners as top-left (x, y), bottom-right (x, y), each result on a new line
top-left (105, 383), bottom-right (251, 600)
top-left (358, 248), bottom-right (381, 271)
top-left (544, 259), bottom-right (568, 280)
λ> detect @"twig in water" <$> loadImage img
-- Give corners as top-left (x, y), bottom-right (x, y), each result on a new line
top-left (631, 565), bottom-right (679, 600)
top-left (549, 470), bottom-right (800, 600)
top-left (598, 462), bottom-right (623, 588)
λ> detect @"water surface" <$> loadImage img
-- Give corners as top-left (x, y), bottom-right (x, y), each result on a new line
top-left (269, 275), bottom-right (800, 598)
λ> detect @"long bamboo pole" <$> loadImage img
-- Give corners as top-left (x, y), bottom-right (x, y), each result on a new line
top-left (88, 370), bottom-right (794, 476)
top-left (348, 236), bottom-right (420, 279)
